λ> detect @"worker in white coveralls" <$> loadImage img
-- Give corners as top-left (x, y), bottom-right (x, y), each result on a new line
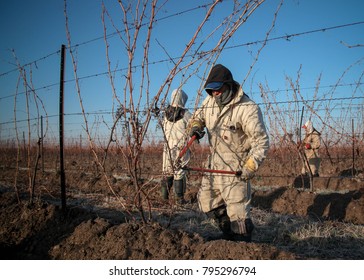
top-left (301, 120), bottom-right (321, 177)
top-left (161, 88), bottom-right (192, 204)
top-left (188, 64), bottom-right (269, 242)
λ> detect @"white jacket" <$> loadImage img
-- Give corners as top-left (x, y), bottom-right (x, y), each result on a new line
top-left (192, 88), bottom-right (269, 174)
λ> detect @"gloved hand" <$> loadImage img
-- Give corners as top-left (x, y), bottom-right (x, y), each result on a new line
top-left (240, 166), bottom-right (255, 180)
top-left (305, 143), bottom-right (311, 149)
top-left (240, 158), bottom-right (256, 180)
top-left (190, 126), bottom-right (205, 140)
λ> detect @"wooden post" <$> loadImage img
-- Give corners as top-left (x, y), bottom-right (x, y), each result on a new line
top-left (59, 44), bottom-right (66, 211)
top-left (41, 115), bottom-right (44, 174)
top-left (299, 106), bottom-right (313, 191)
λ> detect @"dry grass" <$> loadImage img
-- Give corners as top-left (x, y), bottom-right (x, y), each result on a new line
top-left (153, 206), bottom-right (364, 259)
top-left (252, 207), bottom-right (364, 259)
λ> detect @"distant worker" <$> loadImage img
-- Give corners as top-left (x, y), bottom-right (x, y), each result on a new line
top-left (161, 88), bottom-right (191, 204)
top-left (301, 120), bottom-right (321, 177)
top-left (188, 64), bottom-right (269, 242)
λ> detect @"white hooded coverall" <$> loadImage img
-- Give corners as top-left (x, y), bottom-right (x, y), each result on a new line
top-left (301, 120), bottom-right (321, 176)
top-left (162, 89), bottom-right (191, 180)
top-left (191, 88), bottom-right (269, 221)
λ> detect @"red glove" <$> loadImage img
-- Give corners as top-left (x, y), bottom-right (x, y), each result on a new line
top-left (305, 143), bottom-right (311, 149)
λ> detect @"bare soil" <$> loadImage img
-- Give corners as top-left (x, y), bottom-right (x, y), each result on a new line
top-left (0, 147), bottom-right (364, 260)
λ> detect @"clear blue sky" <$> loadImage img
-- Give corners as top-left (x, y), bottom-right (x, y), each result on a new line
top-left (0, 0), bottom-right (363, 144)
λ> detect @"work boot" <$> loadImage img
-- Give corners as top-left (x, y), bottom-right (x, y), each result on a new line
top-left (161, 176), bottom-right (173, 200)
top-left (230, 218), bottom-right (255, 242)
top-left (206, 205), bottom-right (234, 240)
top-left (174, 179), bottom-right (186, 205)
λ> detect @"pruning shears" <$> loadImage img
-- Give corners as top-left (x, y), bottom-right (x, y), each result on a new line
top-left (174, 135), bottom-right (197, 170)
top-left (175, 135), bottom-right (242, 177)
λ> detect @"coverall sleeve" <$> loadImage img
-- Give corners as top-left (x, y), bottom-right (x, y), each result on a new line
top-left (241, 104), bottom-right (269, 172)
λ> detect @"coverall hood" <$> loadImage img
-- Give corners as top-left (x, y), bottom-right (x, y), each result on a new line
top-left (303, 120), bottom-right (314, 134)
top-left (171, 88), bottom-right (188, 108)
top-left (204, 64), bottom-right (235, 95)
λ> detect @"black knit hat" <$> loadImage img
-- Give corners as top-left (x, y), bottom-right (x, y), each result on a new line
top-left (204, 64), bottom-right (234, 95)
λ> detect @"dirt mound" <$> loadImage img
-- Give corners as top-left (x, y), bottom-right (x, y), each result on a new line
top-left (51, 220), bottom-right (204, 260)
top-left (252, 187), bottom-right (364, 224)
top-left (1, 184), bottom-right (364, 260)
top-left (0, 190), bottom-right (296, 260)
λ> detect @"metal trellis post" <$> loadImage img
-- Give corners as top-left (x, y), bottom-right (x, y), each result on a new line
top-left (59, 44), bottom-right (66, 211)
